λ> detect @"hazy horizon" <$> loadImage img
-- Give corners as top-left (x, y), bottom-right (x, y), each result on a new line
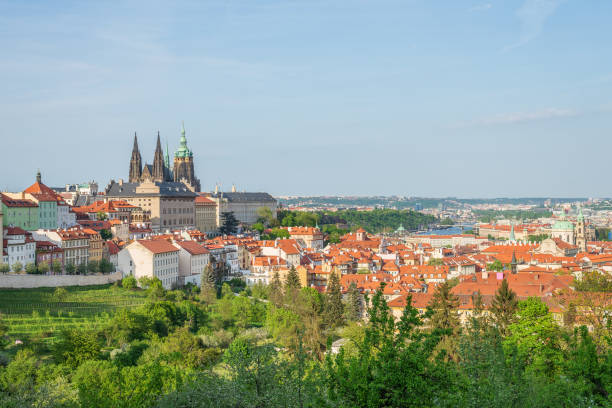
top-left (2, 0), bottom-right (611, 196)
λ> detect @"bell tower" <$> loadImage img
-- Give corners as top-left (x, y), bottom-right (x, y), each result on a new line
top-left (575, 207), bottom-right (587, 252)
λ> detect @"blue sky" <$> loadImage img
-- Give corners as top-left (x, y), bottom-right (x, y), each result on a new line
top-left (1, 0), bottom-right (610, 197)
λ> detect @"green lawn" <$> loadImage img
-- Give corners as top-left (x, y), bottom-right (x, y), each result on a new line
top-left (0, 284), bottom-right (147, 343)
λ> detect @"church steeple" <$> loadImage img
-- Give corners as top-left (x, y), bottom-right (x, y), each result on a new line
top-left (129, 132), bottom-right (142, 183)
top-left (152, 131), bottom-right (165, 182)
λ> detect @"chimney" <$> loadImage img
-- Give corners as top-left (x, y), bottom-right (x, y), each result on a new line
top-left (118, 179), bottom-right (123, 186)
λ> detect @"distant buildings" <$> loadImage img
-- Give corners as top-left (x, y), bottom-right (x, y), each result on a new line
top-left (207, 189), bottom-right (277, 226)
top-left (33, 228), bottom-right (90, 267)
top-left (194, 195), bottom-right (217, 233)
top-left (1, 171), bottom-right (76, 231)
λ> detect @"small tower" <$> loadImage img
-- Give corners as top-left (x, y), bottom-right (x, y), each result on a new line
top-left (509, 222), bottom-right (516, 242)
top-left (575, 206), bottom-right (587, 252)
top-left (36, 169), bottom-right (41, 184)
top-left (510, 251), bottom-right (518, 274)
top-left (129, 132), bottom-right (142, 183)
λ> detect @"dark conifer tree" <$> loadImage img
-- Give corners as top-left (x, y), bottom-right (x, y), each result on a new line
top-left (345, 282), bottom-right (363, 321)
top-left (429, 281), bottom-right (460, 331)
top-left (325, 271), bottom-right (344, 327)
top-left (489, 278), bottom-right (518, 337)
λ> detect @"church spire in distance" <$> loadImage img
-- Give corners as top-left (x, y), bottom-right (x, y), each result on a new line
top-left (129, 132), bottom-right (142, 183)
top-left (152, 131), bottom-right (165, 182)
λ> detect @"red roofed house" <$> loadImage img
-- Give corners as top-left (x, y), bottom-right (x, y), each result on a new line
top-left (174, 240), bottom-right (210, 286)
top-left (33, 228), bottom-right (90, 268)
top-left (35, 241), bottom-right (64, 271)
top-left (3, 226), bottom-right (36, 271)
top-left (118, 239), bottom-right (180, 289)
top-left (286, 226), bottom-right (324, 250)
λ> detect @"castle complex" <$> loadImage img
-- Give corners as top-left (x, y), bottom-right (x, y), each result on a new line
top-left (128, 122), bottom-right (200, 192)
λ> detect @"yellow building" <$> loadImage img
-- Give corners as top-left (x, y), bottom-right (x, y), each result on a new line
top-left (105, 180), bottom-right (197, 232)
top-left (195, 195), bottom-right (218, 233)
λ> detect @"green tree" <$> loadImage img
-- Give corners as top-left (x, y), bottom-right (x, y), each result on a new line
top-left (54, 329), bottom-right (100, 368)
top-left (575, 270), bottom-right (612, 292)
top-left (25, 262), bottom-right (37, 274)
top-left (325, 271), bottom-right (344, 328)
top-left (87, 260), bottom-right (99, 274)
top-left (504, 297), bottom-right (564, 377)
top-left (428, 258), bottom-right (444, 266)
top-left (100, 229), bottom-right (112, 240)
top-left (99, 258), bottom-right (114, 273)
top-left (74, 360), bottom-right (187, 408)
top-left (12, 261), bottom-right (23, 273)
top-left (199, 264), bottom-right (217, 304)
top-left (0, 263), bottom-right (9, 273)
top-left (487, 259), bottom-right (504, 272)
top-left (52, 259), bottom-right (62, 274)
top-left (219, 211), bottom-right (239, 235)
top-left (96, 211), bottom-right (107, 221)
top-left (38, 260), bottom-right (49, 274)
top-left (0, 349), bottom-right (38, 396)
top-left (285, 266), bottom-right (301, 291)
top-left (269, 271), bottom-right (283, 306)
top-left (325, 288), bottom-right (454, 407)
top-left (251, 222), bottom-right (265, 233)
top-left (429, 281), bottom-right (460, 331)
top-left (345, 282), bottom-right (363, 321)
top-left (76, 262), bottom-right (87, 275)
top-left (563, 326), bottom-right (612, 404)
top-left (472, 289), bottom-right (485, 322)
top-left (53, 287), bottom-right (68, 302)
top-left (122, 275), bottom-right (137, 289)
top-left (256, 206), bottom-right (275, 227)
top-left (490, 279), bottom-right (518, 337)
top-left (65, 262), bottom-right (76, 275)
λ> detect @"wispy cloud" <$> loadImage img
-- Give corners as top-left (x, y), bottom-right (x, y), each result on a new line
top-left (453, 108), bottom-right (577, 128)
top-left (469, 3), bottom-right (492, 12)
top-left (503, 0), bottom-right (564, 51)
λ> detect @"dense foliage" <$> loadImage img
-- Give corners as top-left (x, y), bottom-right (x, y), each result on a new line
top-left (0, 276), bottom-right (610, 407)
top-left (278, 209), bottom-right (438, 234)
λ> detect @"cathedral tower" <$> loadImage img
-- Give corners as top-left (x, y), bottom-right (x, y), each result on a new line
top-left (173, 122), bottom-right (201, 191)
top-left (129, 132), bottom-right (142, 183)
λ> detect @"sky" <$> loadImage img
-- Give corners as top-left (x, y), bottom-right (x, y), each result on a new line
top-left (1, 0), bottom-right (611, 198)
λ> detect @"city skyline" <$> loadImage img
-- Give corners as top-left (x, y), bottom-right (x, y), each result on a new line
top-left (1, 0), bottom-right (611, 196)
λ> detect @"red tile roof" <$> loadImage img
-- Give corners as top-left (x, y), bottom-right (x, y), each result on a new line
top-left (137, 239), bottom-right (179, 254)
top-left (175, 240), bottom-right (209, 255)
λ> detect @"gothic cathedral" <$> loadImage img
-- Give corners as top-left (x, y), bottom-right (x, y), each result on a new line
top-left (128, 122), bottom-right (201, 191)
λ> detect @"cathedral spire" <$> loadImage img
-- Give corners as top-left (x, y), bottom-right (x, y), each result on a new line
top-left (152, 131), bottom-right (165, 182)
top-left (132, 132), bottom-right (139, 152)
top-left (129, 132), bottom-right (142, 183)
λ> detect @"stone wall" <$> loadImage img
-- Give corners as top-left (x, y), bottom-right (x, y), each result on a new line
top-left (0, 271), bottom-right (123, 288)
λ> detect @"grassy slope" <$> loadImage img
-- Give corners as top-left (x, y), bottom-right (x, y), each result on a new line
top-left (0, 284), bottom-right (147, 343)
